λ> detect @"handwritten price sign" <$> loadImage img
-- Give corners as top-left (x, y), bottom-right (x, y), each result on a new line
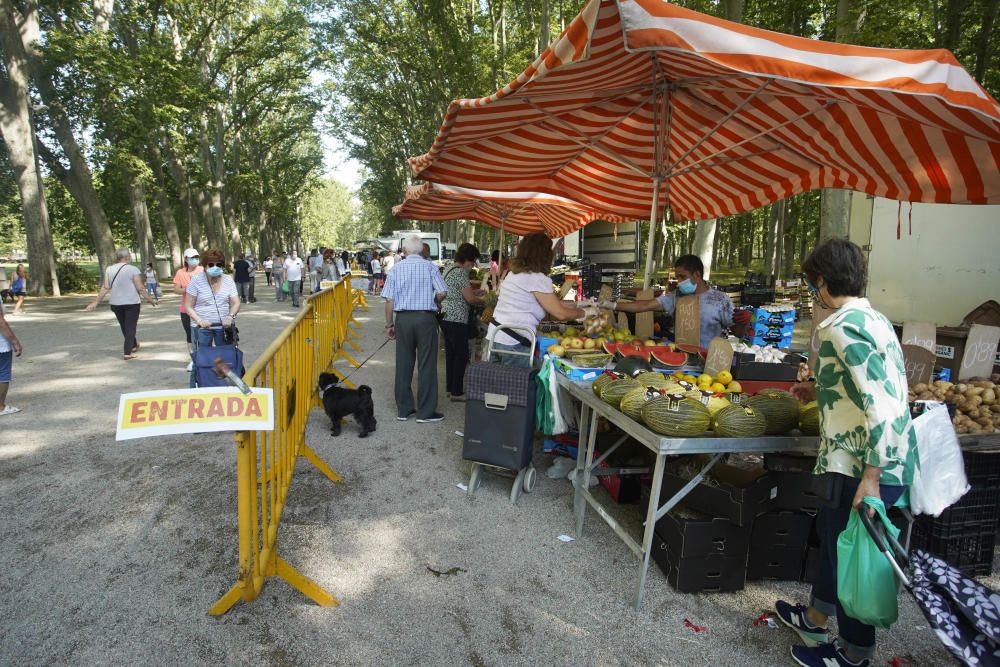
top-left (675, 295), bottom-right (701, 347)
top-left (958, 324), bottom-right (1000, 380)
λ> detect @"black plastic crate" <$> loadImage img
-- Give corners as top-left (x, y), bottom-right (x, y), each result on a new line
top-left (964, 452), bottom-right (1000, 486)
top-left (770, 471), bottom-right (824, 515)
top-left (934, 487), bottom-right (1000, 531)
top-left (651, 538), bottom-right (747, 593)
top-left (912, 521), bottom-right (995, 576)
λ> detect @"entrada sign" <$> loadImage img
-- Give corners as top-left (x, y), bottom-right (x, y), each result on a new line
top-left (116, 388), bottom-right (275, 441)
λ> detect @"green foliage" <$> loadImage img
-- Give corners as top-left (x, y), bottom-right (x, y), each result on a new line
top-left (55, 260), bottom-right (99, 293)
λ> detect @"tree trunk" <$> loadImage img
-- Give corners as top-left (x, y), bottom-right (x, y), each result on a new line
top-left (93, 0), bottom-right (113, 32)
top-left (15, 0), bottom-right (116, 272)
top-left (539, 0), bottom-right (549, 55)
top-left (721, 0), bottom-right (744, 22)
top-left (0, 0), bottom-right (58, 295)
top-left (148, 145), bottom-right (182, 270)
top-left (126, 170), bottom-right (156, 269)
top-left (162, 137), bottom-right (201, 248)
top-left (691, 218), bottom-right (716, 280)
top-left (973, 0), bottom-right (998, 81)
top-left (943, 0), bottom-right (971, 51)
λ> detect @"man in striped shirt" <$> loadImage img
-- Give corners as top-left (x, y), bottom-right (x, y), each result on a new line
top-left (381, 235), bottom-right (448, 423)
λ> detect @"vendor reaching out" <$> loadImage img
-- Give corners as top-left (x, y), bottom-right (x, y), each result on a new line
top-left (600, 254), bottom-right (750, 348)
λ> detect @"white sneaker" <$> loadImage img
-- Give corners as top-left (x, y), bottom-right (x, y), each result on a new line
top-left (0, 406), bottom-right (21, 416)
top-left (186, 361), bottom-right (194, 372)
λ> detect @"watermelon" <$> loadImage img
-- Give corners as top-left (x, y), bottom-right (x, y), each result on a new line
top-left (616, 343), bottom-right (651, 362)
top-left (674, 343), bottom-right (707, 359)
top-left (602, 342), bottom-right (619, 355)
top-left (799, 401), bottom-right (820, 436)
top-left (615, 356), bottom-right (652, 377)
top-left (640, 394), bottom-right (712, 437)
top-left (713, 405), bottom-right (767, 437)
top-left (599, 378), bottom-right (640, 408)
top-left (745, 389), bottom-right (801, 435)
top-left (621, 386), bottom-right (662, 420)
top-left (650, 348), bottom-right (688, 367)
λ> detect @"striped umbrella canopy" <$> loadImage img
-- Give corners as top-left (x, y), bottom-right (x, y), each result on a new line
top-left (392, 181), bottom-right (631, 238)
top-left (409, 0), bottom-right (1000, 284)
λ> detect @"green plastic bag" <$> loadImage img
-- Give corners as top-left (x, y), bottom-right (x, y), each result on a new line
top-left (281, 280), bottom-right (290, 294)
top-left (837, 496), bottom-right (900, 629)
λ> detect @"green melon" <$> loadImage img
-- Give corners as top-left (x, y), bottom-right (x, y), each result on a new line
top-left (745, 389), bottom-right (801, 435)
top-left (600, 378), bottom-right (640, 408)
top-left (641, 395), bottom-right (712, 437)
top-left (592, 371), bottom-right (625, 397)
top-left (712, 405), bottom-right (767, 437)
top-left (635, 371), bottom-right (670, 388)
top-left (799, 401), bottom-right (820, 436)
top-left (621, 386), bottom-right (662, 420)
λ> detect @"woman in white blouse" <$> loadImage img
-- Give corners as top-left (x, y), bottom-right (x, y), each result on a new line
top-left (184, 248), bottom-right (240, 386)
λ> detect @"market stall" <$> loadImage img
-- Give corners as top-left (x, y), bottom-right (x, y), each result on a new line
top-left (558, 372), bottom-right (817, 609)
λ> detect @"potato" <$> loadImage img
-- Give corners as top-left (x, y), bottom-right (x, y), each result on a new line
top-left (913, 383), bottom-right (929, 393)
top-left (983, 388), bottom-right (996, 404)
top-left (968, 386), bottom-right (986, 397)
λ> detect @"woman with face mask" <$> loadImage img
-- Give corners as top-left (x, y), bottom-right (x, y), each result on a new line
top-left (171, 248), bottom-right (205, 370)
top-left (183, 248), bottom-right (240, 387)
top-left (603, 255), bottom-right (751, 348)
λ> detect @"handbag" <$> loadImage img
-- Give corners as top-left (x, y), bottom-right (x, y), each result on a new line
top-left (281, 279), bottom-right (290, 294)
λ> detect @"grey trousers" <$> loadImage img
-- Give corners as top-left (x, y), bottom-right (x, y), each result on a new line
top-left (394, 311), bottom-right (439, 419)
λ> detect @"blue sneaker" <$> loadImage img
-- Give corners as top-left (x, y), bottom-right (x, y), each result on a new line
top-left (775, 600), bottom-right (830, 646)
top-left (790, 643), bottom-right (869, 667)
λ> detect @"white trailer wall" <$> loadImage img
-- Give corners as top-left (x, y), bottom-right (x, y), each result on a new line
top-left (861, 196), bottom-right (1000, 326)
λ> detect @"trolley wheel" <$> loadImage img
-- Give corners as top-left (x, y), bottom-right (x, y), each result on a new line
top-left (468, 464), bottom-right (482, 497)
top-left (523, 465), bottom-right (537, 493)
top-left (511, 467), bottom-right (527, 505)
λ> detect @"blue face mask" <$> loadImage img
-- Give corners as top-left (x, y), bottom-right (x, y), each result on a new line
top-left (187, 258), bottom-right (200, 267)
top-left (677, 278), bottom-right (697, 295)
top-left (206, 266), bottom-right (223, 278)
top-left (804, 276), bottom-right (821, 301)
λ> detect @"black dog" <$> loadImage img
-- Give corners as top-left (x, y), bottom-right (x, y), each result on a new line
top-left (318, 372), bottom-right (377, 438)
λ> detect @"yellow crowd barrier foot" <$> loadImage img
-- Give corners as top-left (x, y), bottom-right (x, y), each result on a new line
top-left (276, 555), bottom-right (340, 607)
top-left (208, 583), bottom-right (250, 616)
top-left (345, 337), bottom-right (362, 352)
top-left (301, 443), bottom-right (342, 482)
top-left (334, 349), bottom-right (361, 369)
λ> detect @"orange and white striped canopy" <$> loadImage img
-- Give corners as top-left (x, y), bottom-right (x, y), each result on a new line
top-left (409, 0), bottom-right (1000, 221)
top-left (392, 181), bottom-right (630, 238)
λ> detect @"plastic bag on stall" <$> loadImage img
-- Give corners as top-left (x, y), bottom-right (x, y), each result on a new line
top-left (909, 402), bottom-right (970, 517)
top-left (535, 358), bottom-right (555, 435)
top-left (837, 496), bottom-right (900, 629)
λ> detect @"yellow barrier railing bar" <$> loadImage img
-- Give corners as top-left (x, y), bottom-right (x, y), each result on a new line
top-left (209, 280), bottom-right (357, 615)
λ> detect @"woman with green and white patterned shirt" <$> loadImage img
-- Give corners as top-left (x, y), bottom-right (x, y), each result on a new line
top-left (775, 239), bottom-right (917, 667)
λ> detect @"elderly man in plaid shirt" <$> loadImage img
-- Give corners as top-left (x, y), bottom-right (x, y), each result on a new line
top-left (382, 235), bottom-right (449, 423)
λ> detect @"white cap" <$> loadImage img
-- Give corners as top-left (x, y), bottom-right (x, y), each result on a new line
top-left (183, 248), bottom-right (199, 259)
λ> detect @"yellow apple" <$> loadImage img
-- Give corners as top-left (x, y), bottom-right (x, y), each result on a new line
top-left (570, 337), bottom-right (584, 349)
top-left (548, 344), bottom-right (566, 357)
top-left (583, 338), bottom-right (597, 350)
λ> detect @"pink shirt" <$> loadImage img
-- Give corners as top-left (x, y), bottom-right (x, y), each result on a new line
top-left (172, 266), bottom-right (203, 313)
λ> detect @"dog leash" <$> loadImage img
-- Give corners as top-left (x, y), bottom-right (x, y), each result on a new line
top-left (336, 337), bottom-right (391, 384)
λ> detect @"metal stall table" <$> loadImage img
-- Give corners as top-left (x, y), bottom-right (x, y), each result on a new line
top-left (555, 374), bottom-right (819, 610)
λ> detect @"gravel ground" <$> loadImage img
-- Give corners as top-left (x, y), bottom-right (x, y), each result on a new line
top-left (0, 277), bottom-right (973, 665)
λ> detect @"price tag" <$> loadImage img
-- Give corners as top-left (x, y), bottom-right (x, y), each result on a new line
top-left (902, 344), bottom-right (935, 386)
top-left (902, 321), bottom-right (936, 354)
top-left (958, 324), bottom-right (1000, 380)
top-left (635, 289), bottom-right (654, 339)
top-left (674, 295), bottom-right (700, 347)
top-left (704, 338), bottom-right (735, 377)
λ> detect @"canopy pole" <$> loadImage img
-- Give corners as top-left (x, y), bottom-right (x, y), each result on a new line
top-left (642, 177), bottom-right (662, 287)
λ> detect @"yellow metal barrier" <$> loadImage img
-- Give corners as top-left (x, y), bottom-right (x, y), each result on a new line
top-left (209, 279), bottom-right (358, 615)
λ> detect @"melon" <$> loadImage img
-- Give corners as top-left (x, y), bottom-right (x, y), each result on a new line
top-left (592, 371), bottom-right (626, 397)
top-left (684, 389), bottom-right (731, 416)
top-left (600, 378), bottom-right (640, 408)
top-left (650, 348), bottom-right (688, 367)
top-left (799, 401), bottom-right (820, 436)
top-left (713, 405), bottom-right (768, 437)
top-left (745, 389), bottom-right (801, 435)
top-left (641, 395), bottom-right (712, 437)
top-left (635, 371), bottom-right (670, 388)
top-left (573, 353), bottom-right (613, 368)
top-left (621, 386), bottom-right (662, 420)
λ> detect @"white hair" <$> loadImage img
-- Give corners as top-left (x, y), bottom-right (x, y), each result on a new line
top-left (401, 234), bottom-right (423, 255)
top-left (116, 247), bottom-right (131, 261)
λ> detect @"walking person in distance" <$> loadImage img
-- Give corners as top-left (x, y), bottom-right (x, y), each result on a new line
top-left (85, 248), bottom-right (158, 360)
top-left (284, 250), bottom-right (305, 307)
top-left (172, 248), bottom-right (204, 371)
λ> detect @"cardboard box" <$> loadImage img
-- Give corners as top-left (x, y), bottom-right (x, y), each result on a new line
top-left (748, 511), bottom-right (812, 581)
top-left (655, 510), bottom-right (751, 559)
top-left (651, 538), bottom-right (747, 593)
top-left (659, 460), bottom-right (777, 526)
top-left (770, 471), bottom-right (824, 514)
top-left (753, 307), bottom-right (796, 328)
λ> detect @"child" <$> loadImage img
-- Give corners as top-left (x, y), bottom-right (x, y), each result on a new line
top-left (145, 263), bottom-right (160, 304)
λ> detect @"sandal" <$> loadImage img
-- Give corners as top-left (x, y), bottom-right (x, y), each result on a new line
top-left (0, 405), bottom-right (20, 416)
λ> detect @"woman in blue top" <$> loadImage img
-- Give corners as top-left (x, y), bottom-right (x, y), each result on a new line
top-left (10, 264), bottom-right (27, 315)
top-left (603, 255), bottom-right (751, 347)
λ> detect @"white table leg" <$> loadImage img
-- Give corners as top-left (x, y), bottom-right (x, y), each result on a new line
top-left (633, 452), bottom-right (666, 610)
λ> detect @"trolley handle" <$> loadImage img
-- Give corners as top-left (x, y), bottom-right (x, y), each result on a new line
top-left (486, 324), bottom-right (537, 361)
top-left (859, 506), bottom-right (911, 587)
